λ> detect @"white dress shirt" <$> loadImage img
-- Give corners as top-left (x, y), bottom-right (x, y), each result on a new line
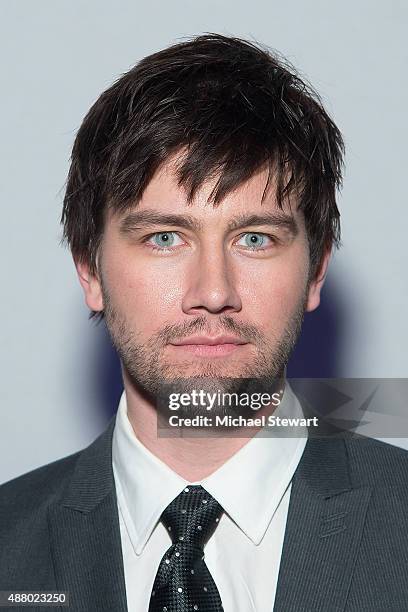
top-left (112, 382), bottom-right (307, 611)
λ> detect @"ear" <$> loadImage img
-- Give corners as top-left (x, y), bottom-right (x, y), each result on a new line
top-left (305, 248), bottom-right (331, 313)
top-left (74, 257), bottom-right (104, 312)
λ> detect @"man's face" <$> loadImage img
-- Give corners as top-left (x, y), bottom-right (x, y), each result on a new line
top-left (78, 155), bottom-right (327, 400)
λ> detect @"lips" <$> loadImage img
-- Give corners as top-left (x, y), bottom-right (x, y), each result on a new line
top-left (168, 335), bottom-right (249, 357)
top-left (170, 335), bottom-right (247, 346)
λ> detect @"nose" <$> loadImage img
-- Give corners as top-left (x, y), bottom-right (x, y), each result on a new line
top-left (181, 244), bottom-right (242, 315)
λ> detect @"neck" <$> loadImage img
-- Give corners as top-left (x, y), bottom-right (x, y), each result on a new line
top-left (121, 368), bottom-right (283, 481)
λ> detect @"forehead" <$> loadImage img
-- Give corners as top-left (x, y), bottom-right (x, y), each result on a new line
top-left (108, 152), bottom-right (305, 229)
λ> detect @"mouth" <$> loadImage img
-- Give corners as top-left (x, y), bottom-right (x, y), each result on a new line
top-left (169, 335), bottom-right (249, 357)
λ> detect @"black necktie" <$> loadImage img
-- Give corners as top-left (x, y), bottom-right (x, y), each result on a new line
top-left (148, 485), bottom-right (224, 612)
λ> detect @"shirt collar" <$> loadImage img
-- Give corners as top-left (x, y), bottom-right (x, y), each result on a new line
top-left (200, 382), bottom-right (307, 544)
top-left (112, 381), bottom-right (307, 554)
top-left (112, 394), bottom-right (189, 555)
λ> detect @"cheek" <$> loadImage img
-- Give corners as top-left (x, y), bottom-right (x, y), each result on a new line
top-left (237, 250), bottom-right (309, 322)
top-left (104, 253), bottom-right (184, 320)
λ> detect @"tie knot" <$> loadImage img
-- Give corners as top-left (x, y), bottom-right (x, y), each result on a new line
top-left (161, 485), bottom-right (223, 549)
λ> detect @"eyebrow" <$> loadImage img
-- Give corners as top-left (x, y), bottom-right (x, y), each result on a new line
top-left (118, 210), bottom-right (299, 236)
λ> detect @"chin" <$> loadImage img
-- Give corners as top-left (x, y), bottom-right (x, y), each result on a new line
top-left (162, 366), bottom-right (253, 382)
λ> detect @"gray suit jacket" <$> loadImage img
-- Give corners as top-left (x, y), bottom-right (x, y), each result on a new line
top-left (1, 416), bottom-right (408, 611)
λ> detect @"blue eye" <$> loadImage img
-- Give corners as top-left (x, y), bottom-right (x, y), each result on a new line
top-left (236, 233), bottom-right (270, 249)
top-left (149, 232), bottom-right (183, 249)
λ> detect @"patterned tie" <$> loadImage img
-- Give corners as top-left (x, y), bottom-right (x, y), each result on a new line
top-left (148, 485), bottom-right (224, 612)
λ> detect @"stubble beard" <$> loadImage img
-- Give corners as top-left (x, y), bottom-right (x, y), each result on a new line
top-left (100, 277), bottom-right (308, 420)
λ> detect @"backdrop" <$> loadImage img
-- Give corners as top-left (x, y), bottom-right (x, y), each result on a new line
top-left (1, 0), bottom-right (407, 484)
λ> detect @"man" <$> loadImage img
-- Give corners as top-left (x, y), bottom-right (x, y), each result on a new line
top-left (1, 33), bottom-right (407, 612)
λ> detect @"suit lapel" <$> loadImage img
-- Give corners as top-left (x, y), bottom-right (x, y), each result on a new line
top-left (273, 437), bottom-right (372, 612)
top-left (47, 413), bottom-right (372, 611)
top-left (48, 417), bottom-right (128, 612)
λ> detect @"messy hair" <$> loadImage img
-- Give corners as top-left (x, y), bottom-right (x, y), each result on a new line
top-left (61, 33), bottom-right (344, 323)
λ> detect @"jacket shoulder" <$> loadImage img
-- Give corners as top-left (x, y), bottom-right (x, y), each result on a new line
top-left (344, 435), bottom-right (408, 486)
top-left (0, 416), bottom-right (116, 525)
top-left (0, 450), bottom-right (82, 516)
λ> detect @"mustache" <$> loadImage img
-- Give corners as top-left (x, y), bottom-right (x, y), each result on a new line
top-left (154, 315), bottom-right (265, 345)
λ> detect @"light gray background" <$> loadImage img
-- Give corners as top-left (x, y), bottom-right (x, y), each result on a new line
top-left (1, 0), bottom-right (407, 484)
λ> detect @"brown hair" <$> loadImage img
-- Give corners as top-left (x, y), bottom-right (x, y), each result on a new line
top-left (61, 33), bottom-right (344, 322)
